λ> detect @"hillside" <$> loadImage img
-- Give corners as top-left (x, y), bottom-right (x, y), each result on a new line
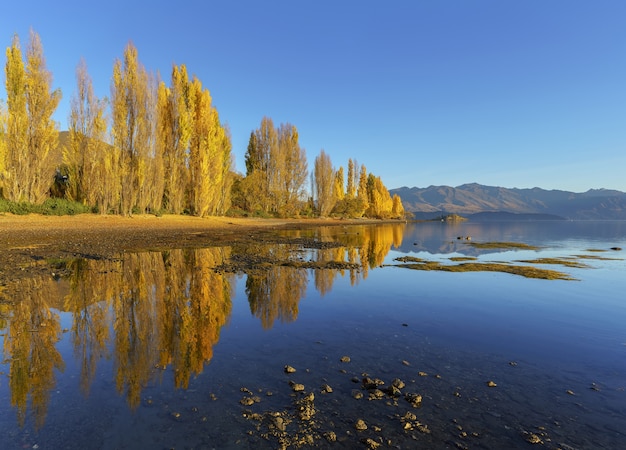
top-left (391, 183), bottom-right (626, 220)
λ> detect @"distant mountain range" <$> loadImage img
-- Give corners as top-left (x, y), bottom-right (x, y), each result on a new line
top-left (390, 183), bottom-right (626, 220)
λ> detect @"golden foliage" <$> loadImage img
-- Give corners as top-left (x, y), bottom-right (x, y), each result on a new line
top-left (314, 149), bottom-right (336, 217)
top-left (3, 277), bottom-right (65, 429)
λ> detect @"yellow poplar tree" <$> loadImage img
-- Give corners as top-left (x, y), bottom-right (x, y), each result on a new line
top-left (346, 158), bottom-right (357, 199)
top-left (157, 64), bottom-right (193, 214)
top-left (391, 193), bottom-right (405, 218)
top-left (111, 42), bottom-right (155, 216)
top-left (333, 165), bottom-right (345, 202)
top-left (0, 99), bottom-right (7, 194)
top-left (244, 117), bottom-right (277, 212)
top-left (65, 58), bottom-right (108, 208)
top-left (275, 123), bottom-right (307, 216)
top-left (314, 149), bottom-right (335, 217)
top-left (188, 77), bottom-right (227, 217)
top-left (3, 35), bottom-right (31, 202)
top-left (24, 30), bottom-right (61, 204)
top-left (356, 164), bottom-right (369, 217)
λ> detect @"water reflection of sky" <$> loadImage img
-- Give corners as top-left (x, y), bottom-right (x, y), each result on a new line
top-left (1, 221), bottom-right (625, 449)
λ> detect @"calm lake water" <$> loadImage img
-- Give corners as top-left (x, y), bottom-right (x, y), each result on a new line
top-left (1, 221), bottom-right (625, 449)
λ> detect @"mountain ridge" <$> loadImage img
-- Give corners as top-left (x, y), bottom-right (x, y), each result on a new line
top-left (390, 183), bottom-right (626, 220)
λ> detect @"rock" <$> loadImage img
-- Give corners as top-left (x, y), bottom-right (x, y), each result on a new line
top-left (363, 377), bottom-right (385, 390)
top-left (240, 396), bottom-right (260, 406)
top-left (405, 392), bottom-right (423, 407)
top-left (324, 431), bottom-right (337, 442)
top-left (524, 432), bottom-right (542, 444)
top-left (392, 378), bottom-right (406, 389)
top-left (289, 381), bottom-right (305, 392)
top-left (385, 385), bottom-right (402, 397)
top-left (355, 419), bottom-right (368, 431)
top-left (487, 381), bottom-right (497, 387)
top-left (321, 384), bottom-right (333, 394)
top-left (361, 437), bottom-right (381, 449)
top-left (284, 365), bottom-right (296, 373)
top-left (273, 416), bottom-right (286, 431)
top-left (418, 371), bottom-right (428, 377)
top-left (296, 394), bottom-right (316, 421)
top-left (352, 389), bottom-right (364, 400)
top-left (340, 356), bottom-right (351, 363)
top-left (368, 389), bottom-right (385, 400)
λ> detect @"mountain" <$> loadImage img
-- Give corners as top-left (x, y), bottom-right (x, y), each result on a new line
top-left (390, 183), bottom-right (626, 220)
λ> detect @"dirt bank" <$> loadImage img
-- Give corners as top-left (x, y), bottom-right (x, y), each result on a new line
top-left (0, 213), bottom-right (386, 284)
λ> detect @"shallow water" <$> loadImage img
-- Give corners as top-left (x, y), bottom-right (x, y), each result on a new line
top-left (1, 221), bottom-right (625, 449)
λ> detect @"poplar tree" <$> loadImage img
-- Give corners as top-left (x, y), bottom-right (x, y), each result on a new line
top-left (244, 117), bottom-right (276, 212)
top-left (356, 164), bottom-right (369, 217)
top-left (275, 123), bottom-right (307, 216)
top-left (391, 193), bottom-right (405, 218)
top-left (65, 58), bottom-right (108, 208)
top-left (0, 99), bottom-right (7, 195)
top-left (366, 173), bottom-right (393, 218)
top-left (314, 149), bottom-right (335, 217)
top-left (158, 64), bottom-right (192, 214)
top-left (24, 30), bottom-right (61, 203)
top-left (346, 158), bottom-right (357, 199)
top-left (243, 117), bottom-right (307, 216)
top-left (4, 32), bottom-right (59, 203)
top-left (188, 77), bottom-right (229, 217)
top-left (111, 42), bottom-right (154, 216)
top-left (333, 166), bottom-right (345, 201)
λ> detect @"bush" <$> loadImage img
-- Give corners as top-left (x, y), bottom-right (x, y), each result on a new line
top-left (0, 198), bottom-right (91, 215)
top-left (40, 198), bottom-right (92, 215)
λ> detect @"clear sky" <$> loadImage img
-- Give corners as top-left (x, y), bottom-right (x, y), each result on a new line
top-left (2, 0), bottom-right (625, 193)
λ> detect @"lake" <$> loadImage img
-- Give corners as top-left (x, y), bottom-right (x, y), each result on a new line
top-left (1, 220), bottom-right (625, 449)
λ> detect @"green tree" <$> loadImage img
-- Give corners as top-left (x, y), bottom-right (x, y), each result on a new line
top-left (244, 117), bottom-right (276, 212)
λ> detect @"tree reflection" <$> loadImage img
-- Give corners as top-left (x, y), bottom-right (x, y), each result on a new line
top-left (169, 248), bottom-right (232, 389)
top-left (64, 258), bottom-right (115, 396)
top-left (2, 277), bottom-right (64, 429)
top-left (246, 266), bottom-right (307, 329)
top-left (0, 223), bottom-right (405, 427)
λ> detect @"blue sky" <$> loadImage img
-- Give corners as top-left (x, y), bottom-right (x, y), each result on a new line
top-left (2, 0), bottom-right (625, 192)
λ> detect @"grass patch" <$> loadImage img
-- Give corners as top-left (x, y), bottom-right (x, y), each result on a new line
top-left (395, 256), bottom-right (426, 263)
top-left (515, 258), bottom-right (590, 268)
top-left (392, 258), bottom-right (576, 280)
top-left (574, 254), bottom-right (623, 261)
top-left (449, 256), bottom-right (478, 262)
top-left (466, 241), bottom-right (540, 250)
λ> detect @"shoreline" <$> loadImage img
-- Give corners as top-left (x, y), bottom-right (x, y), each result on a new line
top-left (0, 213), bottom-right (404, 284)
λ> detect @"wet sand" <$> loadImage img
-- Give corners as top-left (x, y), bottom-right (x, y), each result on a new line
top-left (0, 213), bottom-right (387, 284)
